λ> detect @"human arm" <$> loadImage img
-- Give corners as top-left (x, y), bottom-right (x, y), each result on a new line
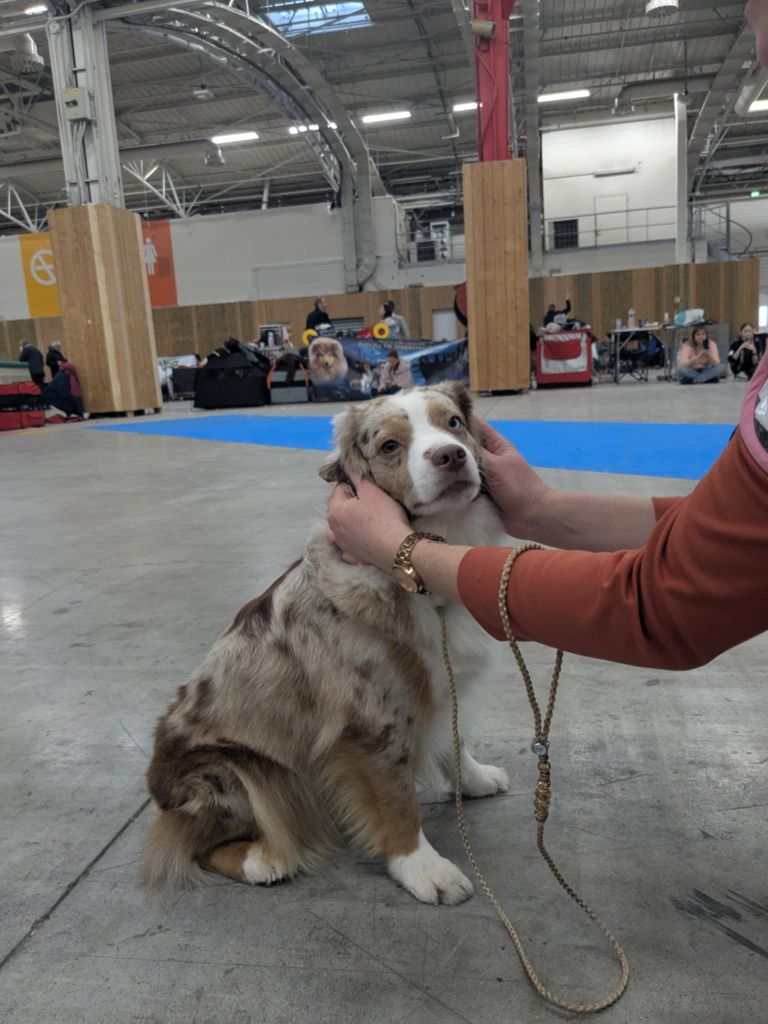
top-left (563, 298), bottom-right (572, 316)
top-left (459, 429), bottom-right (768, 668)
top-left (477, 420), bottom-right (659, 551)
top-left (678, 342), bottom-right (697, 368)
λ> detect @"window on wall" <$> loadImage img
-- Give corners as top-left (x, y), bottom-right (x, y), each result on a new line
top-left (552, 219), bottom-right (579, 250)
top-left (266, 2), bottom-right (371, 37)
top-left (759, 304), bottom-right (767, 327)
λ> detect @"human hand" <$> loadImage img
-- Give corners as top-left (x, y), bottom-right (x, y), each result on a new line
top-left (476, 418), bottom-right (551, 538)
top-left (327, 472), bottom-right (410, 569)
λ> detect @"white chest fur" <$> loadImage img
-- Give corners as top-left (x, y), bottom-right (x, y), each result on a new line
top-left (410, 495), bottom-right (509, 718)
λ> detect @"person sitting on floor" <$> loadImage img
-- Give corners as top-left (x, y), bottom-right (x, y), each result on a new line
top-left (42, 362), bottom-right (85, 419)
top-left (677, 326), bottom-right (728, 385)
top-left (728, 322), bottom-right (759, 381)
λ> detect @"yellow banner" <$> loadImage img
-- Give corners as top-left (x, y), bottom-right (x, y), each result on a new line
top-left (19, 232), bottom-right (61, 318)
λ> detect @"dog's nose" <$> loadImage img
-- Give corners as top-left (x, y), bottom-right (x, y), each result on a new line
top-left (430, 444), bottom-right (467, 469)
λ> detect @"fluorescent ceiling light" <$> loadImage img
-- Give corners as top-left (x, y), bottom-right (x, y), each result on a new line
top-left (210, 130), bottom-right (259, 144)
top-left (452, 101), bottom-right (478, 113)
top-left (538, 89), bottom-right (591, 104)
top-left (361, 110), bottom-right (411, 124)
top-left (289, 121), bottom-right (337, 134)
top-left (25, 3), bottom-right (47, 13)
top-left (749, 99), bottom-right (768, 112)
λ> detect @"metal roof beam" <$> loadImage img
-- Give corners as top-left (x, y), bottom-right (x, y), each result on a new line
top-left (687, 22), bottom-right (757, 193)
top-left (114, 2), bottom-right (381, 288)
top-left (540, 1), bottom-right (745, 31)
top-left (541, 21), bottom-right (746, 58)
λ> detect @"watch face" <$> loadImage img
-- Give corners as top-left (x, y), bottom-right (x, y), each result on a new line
top-left (392, 566), bottom-right (419, 593)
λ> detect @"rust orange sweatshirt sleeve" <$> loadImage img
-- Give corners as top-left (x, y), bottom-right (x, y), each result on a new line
top-left (458, 431), bottom-right (768, 669)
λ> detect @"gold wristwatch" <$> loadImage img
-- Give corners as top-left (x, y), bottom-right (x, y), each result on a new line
top-left (391, 531), bottom-right (446, 595)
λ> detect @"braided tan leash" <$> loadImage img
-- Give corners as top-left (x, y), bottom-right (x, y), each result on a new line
top-left (438, 542), bottom-right (630, 1014)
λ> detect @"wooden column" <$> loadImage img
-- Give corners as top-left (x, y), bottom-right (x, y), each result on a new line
top-left (48, 205), bottom-right (161, 414)
top-left (464, 159), bottom-right (530, 392)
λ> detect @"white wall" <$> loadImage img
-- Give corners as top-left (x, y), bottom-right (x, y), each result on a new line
top-left (171, 204), bottom-right (345, 305)
top-left (542, 118), bottom-right (677, 249)
top-left (171, 197), bottom-right (407, 302)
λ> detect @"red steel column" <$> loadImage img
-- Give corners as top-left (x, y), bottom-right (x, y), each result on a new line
top-left (473, 0), bottom-right (515, 162)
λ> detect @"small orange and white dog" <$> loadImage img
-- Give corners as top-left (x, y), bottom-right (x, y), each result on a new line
top-left (143, 383), bottom-right (511, 905)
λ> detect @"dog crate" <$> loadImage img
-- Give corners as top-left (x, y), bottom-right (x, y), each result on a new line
top-left (535, 331), bottom-right (593, 387)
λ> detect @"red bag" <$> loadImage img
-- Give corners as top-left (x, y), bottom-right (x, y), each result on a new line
top-left (0, 410), bottom-right (23, 432)
top-left (21, 410), bottom-right (45, 429)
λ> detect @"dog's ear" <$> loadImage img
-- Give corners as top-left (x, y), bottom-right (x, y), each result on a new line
top-left (319, 407), bottom-right (370, 486)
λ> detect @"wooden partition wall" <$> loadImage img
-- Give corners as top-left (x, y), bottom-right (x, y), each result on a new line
top-left (529, 259), bottom-right (760, 338)
top-left (0, 284), bottom-right (461, 363)
top-left (1, 260), bottom-right (759, 383)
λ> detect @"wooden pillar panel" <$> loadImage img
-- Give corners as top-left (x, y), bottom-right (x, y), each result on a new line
top-left (464, 159), bottom-right (530, 391)
top-left (49, 204), bottom-right (161, 414)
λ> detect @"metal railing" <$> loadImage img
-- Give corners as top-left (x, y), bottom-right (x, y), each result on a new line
top-left (397, 233), bottom-right (466, 267)
top-left (543, 204), bottom-right (677, 251)
top-left (693, 204), bottom-right (754, 258)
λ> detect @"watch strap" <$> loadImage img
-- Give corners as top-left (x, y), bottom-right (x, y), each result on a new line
top-left (392, 531), bottom-right (446, 594)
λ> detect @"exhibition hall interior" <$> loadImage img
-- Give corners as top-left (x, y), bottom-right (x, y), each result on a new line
top-left (1, 1), bottom-right (767, 1022)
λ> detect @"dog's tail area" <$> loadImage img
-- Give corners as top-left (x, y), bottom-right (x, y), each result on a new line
top-left (141, 807), bottom-right (210, 889)
top-left (142, 758), bottom-right (338, 889)
top-left (228, 761), bottom-right (339, 876)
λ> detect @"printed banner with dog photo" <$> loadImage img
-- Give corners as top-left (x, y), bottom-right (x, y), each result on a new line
top-left (308, 336), bottom-right (469, 401)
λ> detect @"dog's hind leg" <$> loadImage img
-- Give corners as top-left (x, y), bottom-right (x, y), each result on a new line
top-left (204, 755), bottom-right (335, 886)
top-left (204, 839), bottom-right (292, 885)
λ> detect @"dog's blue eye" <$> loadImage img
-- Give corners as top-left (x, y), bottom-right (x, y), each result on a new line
top-left (381, 440), bottom-right (399, 454)
top-left (447, 416), bottom-right (462, 429)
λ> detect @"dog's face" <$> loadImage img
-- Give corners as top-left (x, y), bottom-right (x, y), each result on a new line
top-left (321, 383), bottom-right (482, 516)
top-left (309, 339), bottom-right (348, 381)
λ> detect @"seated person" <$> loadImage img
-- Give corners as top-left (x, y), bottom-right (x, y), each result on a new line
top-left (42, 362), bottom-right (85, 418)
top-left (543, 298), bottom-right (571, 327)
top-left (375, 349), bottom-right (413, 395)
top-left (677, 326), bottom-right (728, 384)
top-left (728, 322), bottom-right (759, 380)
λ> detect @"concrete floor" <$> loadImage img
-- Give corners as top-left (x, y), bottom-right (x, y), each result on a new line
top-left (1, 379), bottom-right (766, 1024)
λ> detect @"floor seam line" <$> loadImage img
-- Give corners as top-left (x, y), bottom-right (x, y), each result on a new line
top-left (0, 797), bottom-right (151, 974)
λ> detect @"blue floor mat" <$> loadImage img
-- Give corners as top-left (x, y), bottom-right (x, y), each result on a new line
top-left (92, 414), bottom-right (734, 480)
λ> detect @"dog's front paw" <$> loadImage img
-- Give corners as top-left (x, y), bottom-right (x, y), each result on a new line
top-left (461, 758), bottom-right (510, 798)
top-left (388, 832), bottom-right (474, 906)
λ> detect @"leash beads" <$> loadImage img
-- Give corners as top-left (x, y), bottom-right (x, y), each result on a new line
top-left (438, 542), bottom-right (630, 1014)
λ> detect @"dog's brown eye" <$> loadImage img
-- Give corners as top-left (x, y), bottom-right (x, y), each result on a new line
top-left (447, 416), bottom-right (462, 430)
top-left (381, 439), bottom-right (399, 454)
